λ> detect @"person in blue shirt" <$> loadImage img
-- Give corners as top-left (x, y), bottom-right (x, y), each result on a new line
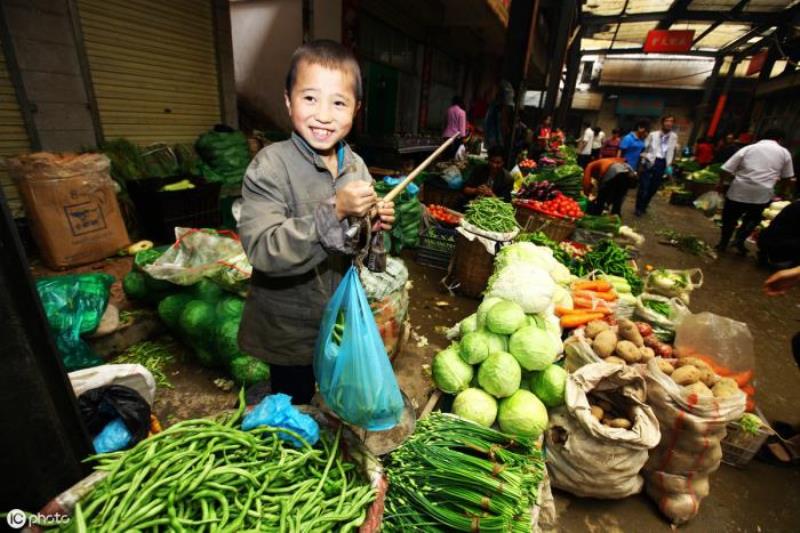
top-left (619, 121), bottom-right (649, 170)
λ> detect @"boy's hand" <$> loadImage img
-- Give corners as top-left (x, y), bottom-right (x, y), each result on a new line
top-left (335, 181), bottom-right (377, 220)
top-left (376, 200), bottom-right (395, 231)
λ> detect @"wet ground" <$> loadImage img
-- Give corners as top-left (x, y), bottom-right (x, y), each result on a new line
top-left (34, 191), bottom-right (800, 531)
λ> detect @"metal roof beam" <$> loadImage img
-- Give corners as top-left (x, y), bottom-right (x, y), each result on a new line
top-left (656, 0), bottom-right (693, 30)
top-left (691, 0), bottom-right (750, 45)
top-left (584, 10), bottom-right (774, 27)
top-left (717, 24), bottom-right (771, 55)
top-left (581, 47), bottom-right (718, 57)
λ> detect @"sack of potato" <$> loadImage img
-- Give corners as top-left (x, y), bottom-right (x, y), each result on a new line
top-left (564, 318), bottom-right (666, 371)
top-left (545, 363), bottom-right (661, 499)
top-left (642, 356), bottom-right (747, 525)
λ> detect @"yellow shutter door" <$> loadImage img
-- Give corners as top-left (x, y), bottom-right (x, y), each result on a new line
top-left (0, 41), bottom-right (32, 218)
top-left (78, 0), bottom-right (221, 145)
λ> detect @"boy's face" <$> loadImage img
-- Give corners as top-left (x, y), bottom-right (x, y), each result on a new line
top-left (488, 156), bottom-right (504, 173)
top-left (285, 61), bottom-right (358, 155)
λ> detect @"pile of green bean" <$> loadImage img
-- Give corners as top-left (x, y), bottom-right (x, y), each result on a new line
top-left (382, 413), bottom-right (545, 532)
top-left (63, 394), bottom-right (374, 532)
top-left (464, 197), bottom-right (518, 233)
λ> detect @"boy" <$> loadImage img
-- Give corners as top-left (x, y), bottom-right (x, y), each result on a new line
top-left (237, 40), bottom-right (395, 404)
top-left (462, 145), bottom-right (514, 208)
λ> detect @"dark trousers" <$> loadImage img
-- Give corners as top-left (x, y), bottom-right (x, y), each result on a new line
top-left (636, 158), bottom-right (667, 214)
top-left (577, 154), bottom-right (592, 169)
top-left (589, 175), bottom-right (629, 216)
top-left (719, 198), bottom-right (769, 249)
top-left (443, 137), bottom-right (463, 159)
top-left (270, 364), bottom-right (316, 405)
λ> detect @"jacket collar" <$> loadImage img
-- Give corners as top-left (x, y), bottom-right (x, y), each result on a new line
top-left (290, 132), bottom-right (355, 176)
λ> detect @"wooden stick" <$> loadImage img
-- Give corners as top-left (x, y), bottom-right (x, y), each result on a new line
top-left (382, 133), bottom-right (460, 203)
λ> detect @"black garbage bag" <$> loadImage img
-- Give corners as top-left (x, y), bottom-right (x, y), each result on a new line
top-left (78, 385), bottom-right (152, 445)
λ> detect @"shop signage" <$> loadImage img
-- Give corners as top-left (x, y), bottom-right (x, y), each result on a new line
top-left (746, 49), bottom-right (768, 76)
top-left (643, 30), bottom-right (695, 53)
top-left (616, 95), bottom-right (665, 117)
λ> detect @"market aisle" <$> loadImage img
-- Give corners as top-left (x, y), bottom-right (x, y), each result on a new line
top-left (406, 191), bottom-right (800, 531)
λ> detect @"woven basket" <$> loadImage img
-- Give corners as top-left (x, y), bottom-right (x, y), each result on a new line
top-left (452, 232), bottom-right (495, 299)
top-left (515, 205), bottom-right (575, 242)
top-left (420, 183), bottom-right (462, 209)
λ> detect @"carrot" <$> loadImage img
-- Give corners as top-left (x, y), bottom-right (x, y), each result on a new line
top-left (574, 290), bottom-right (618, 302)
top-left (560, 312), bottom-right (605, 329)
top-left (745, 397), bottom-right (756, 412)
top-left (741, 384), bottom-right (756, 397)
top-left (555, 306), bottom-right (611, 317)
top-left (571, 280), bottom-right (613, 292)
top-left (693, 354), bottom-right (730, 376)
top-left (730, 369), bottom-right (754, 387)
top-left (572, 297), bottom-right (611, 311)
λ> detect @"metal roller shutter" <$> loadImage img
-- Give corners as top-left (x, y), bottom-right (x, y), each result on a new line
top-left (77, 0), bottom-right (221, 145)
top-left (0, 41), bottom-right (31, 218)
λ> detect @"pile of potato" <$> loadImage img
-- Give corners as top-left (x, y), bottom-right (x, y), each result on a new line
top-left (583, 319), bottom-right (742, 400)
top-left (588, 394), bottom-right (633, 430)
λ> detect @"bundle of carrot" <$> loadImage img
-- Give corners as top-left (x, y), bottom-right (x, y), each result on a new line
top-left (556, 279), bottom-right (619, 329)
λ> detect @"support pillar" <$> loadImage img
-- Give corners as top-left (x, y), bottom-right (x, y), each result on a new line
top-left (688, 56), bottom-right (723, 146)
top-left (543, 4), bottom-right (575, 119)
top-left (556, 28), bottom-right (582, 133)
top-left (707, 58), bottom-right (739, 138)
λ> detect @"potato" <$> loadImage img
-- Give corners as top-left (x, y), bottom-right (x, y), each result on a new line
top-left (608, 417), bottom-right (632, 430)
top-left (590, 405), bottom-right (604, 421)
top-left (683, 381), bottom-right (713, 399)
top-left (605, 356), bottom-right (627, 365)
top-left (618, 318), bottom-right (644, 347)
top-left (699, 368), bottom-right (720, 388)
top-left (656, 358), bottom-right (675, 375)
top-left (640, 347), bottom-right (656, 362)
top-left (585, 320), bottom-right (610, 339)
top-left (712, 377), bottom-right (740, 398)
top-left (671, 364), bottom-right (701, 385)
top-left (676, 357), bottom-right (711, 371)
top-left (615, 340), bottom-right (642, 363)
top-left (592, 330), bottom-right (618, 358)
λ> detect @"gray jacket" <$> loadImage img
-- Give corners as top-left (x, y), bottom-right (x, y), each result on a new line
top-left (237, 133), bottom-right (372, 365)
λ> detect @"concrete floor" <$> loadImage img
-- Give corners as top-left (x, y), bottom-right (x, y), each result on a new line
top-left (37, 191), bottom-right (800, 530)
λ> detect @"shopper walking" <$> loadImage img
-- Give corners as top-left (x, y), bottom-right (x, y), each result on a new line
top-left (635, 115), bottom-right (678, 216)
top-left (577, 122), bottom-right (594, 168)
top-left (716, 129), bottom-right (795, 254)
top-left (443, 95), bottom-right (467, 159)
top-left (618, 122), bottom-right (648, 171)
top-left (591, 127), bottom-right (605, 160)
top-left (600, 128), bottom-right (621, 158)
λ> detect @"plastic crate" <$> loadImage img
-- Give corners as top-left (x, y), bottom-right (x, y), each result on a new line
top-left (721, 410), bottom-right (771, 468)
top-left (127, 176), bottom-right (222, 244)
top-left (416, 226), bottom-right (457, 270)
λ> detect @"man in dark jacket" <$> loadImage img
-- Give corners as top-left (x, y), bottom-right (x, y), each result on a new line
top-left (461, 146), bottom-right (514, 208)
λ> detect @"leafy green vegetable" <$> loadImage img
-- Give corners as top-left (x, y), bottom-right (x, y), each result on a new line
top-left (498, 389), bottom-right (549, 438)
top-left (452, 388), bottom-right (498, 427)
top-left (644, 298), bottom-right (672, 318)
top-left (460, 330), bottom-right (507, 364)
top-left (478, 352), bottom-right (521, 398)
top-left (485, 300), bottom-right (526, 335)
top-left (433, 344), bottom-right (474, 394)
top-left (458, 313), bottom-right (478, 337)
top-left (508, 324), bottom-right (561, 371)
top-left (738, 413), bottom-right (763, 435)
top-left (530, 364), bottom-right (567, 407)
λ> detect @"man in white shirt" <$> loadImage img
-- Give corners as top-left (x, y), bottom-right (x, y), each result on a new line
top-left (716, 129), bottom-right (795, 254)
top-left (591, 127), bottom-right (605, 159)
top-left (635, 115), bottom-right (678, 216)
top-left (577, 122), bottom-right (594, 168)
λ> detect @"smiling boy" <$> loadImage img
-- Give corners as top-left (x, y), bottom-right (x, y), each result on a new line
top-left (237, 40), bottom-right (395, 404)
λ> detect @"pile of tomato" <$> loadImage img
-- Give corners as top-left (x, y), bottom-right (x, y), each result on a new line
top-left (519, 159), bottom-right (537, 170)
top-left (517, 193), bottom-right (584, 220)
top-left (427, 204), bottom-right (462, 226)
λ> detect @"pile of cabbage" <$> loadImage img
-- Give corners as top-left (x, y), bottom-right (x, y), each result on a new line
top-left (433, 243), bottom-right (572, 438)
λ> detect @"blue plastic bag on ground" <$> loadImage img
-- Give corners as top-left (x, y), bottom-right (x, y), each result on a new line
top-left (242, 393), bottom-right (320, 447)
top-left (314, 266), bottom-right (404, 431)
top-left (93, 418), bottom-right (133, 453)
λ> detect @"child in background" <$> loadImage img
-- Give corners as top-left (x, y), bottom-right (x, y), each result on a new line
top-left (237, 40), bottom-right (395, 404)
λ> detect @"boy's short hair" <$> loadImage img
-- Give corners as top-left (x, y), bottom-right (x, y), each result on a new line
top-left (285, 40), bottom-right (362, 101)
top-left (487, 146), bottom-right (505, 160)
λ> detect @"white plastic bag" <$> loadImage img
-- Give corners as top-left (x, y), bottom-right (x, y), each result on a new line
top-left (634, 293), bottom-right (690, 336)
top-left (644, 268), bottom-right (703, 305)
top-left (693, 191), bottom-right (724, 215)
top-left (546, 363), bottom-right (661, 499)
top-left (674, 312), bottom-right (755, 372)
top-left (69, 364), bottom-right (156, 406)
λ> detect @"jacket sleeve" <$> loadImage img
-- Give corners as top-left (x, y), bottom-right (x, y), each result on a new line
top-left (237, 150), bottom-right (353, 277)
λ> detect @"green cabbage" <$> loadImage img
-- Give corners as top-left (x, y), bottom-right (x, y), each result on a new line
top-left (432, 344), bottom-right (474, 394)
top-left (530, 364), bottom-right (568, 407)
top-left (508, 324), bottom-right (561, 371)
top-left (452, 388), bottom-right (498, 427)
top-left (498, 389), bottom-right (549, 438)
top-left (476, 297), bottom-right (503, 328)
top-left (459, 313), bottom-right (479, 337)
top-left (157, 293), bottom-right (193, 330)
top-left (485, 300), bottom-right (526, 335)
top-left (477, 352), bottom-right (521, 398)
top-left (460, 330), bottom-right (507, 365)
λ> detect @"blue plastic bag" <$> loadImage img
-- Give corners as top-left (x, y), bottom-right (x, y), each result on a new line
top-left (241, 393), bottom-right (320, 448)
top-left (314, 266), bottom-right (404, 431)
top-left (93, 418), bottom-right (133, 453)
top-left (382, 176), bottom-right (419, 197)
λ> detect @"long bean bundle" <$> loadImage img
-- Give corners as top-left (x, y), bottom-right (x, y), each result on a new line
top-left (63, 393), bottom-right (374, 532)
top-left (382, 413), bottom-right (545, 532)
top-left (465, 197), bottom-right (518, 233)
